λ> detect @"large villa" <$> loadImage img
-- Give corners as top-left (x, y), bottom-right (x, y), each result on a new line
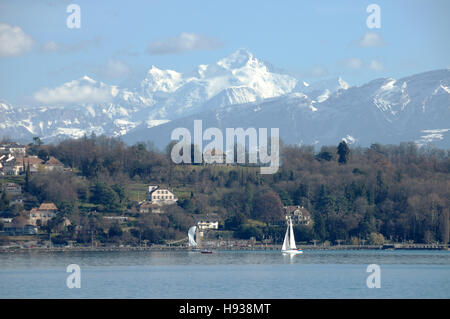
top-left (146, 185), bottom-right (178, 205)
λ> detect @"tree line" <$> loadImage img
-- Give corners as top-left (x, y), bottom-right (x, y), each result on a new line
top-left (2, 134), bottom-right (448, 246)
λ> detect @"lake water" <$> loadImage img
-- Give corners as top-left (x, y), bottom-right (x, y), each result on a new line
top-left (0, 250), bottom-right (449, 298)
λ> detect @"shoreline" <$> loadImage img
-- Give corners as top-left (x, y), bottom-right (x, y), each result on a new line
top-left (0, 243), bottom-right (447, 253)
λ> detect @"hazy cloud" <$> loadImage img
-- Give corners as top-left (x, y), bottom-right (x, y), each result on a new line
top-left (341, 57), bottom-right (384, 71)
top-left (41, 37), bottom-right (102, 53)
top-left (33, 77), bottom-right (115, 105)
top-left (343, 58), bottom-right (365, 69)
top-left (147, 32), bottom-right (222, 55)
top-left (0, 23), bottom-right (34, 57)
top-left (302, 66), bottom-right (329, 78)
top-left (368, 59), bottom-right (385, 71)
top-left (41, 41), bottom-right (60, 52)
top-left (355, 31), bottom-right (386, 48)
top-left (96, 59), bottom-right (131, 79)
top-left (114, 47), bottom-right (141, 57)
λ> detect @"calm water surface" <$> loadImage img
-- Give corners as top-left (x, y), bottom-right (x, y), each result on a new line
top-left (0, 250), bottom-right (449, 298)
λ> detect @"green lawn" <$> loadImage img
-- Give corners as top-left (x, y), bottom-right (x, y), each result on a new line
top-left (246, 219), bottom-right (267, 227)
top-left (127, 183), bottom-right (148, 202)
top-left (0, 175), bottom-right (25, 185)
top-left (102, 163), bottom-right (260, 204)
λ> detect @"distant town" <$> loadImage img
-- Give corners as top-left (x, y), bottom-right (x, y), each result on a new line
top-left (0, 135), bottom-right (448, 251)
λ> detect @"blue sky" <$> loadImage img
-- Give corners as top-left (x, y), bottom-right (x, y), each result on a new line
top-left (0, 0), bottom-right (449, 105)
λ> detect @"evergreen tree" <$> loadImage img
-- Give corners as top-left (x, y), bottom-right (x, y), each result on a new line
top-left (24, 163), bottom-right (30, 193)
top-left (224, 212), bottom-right (247, 230)
top-left (375, 171), bottom-right (388, 204)
top-left (91, 183), bottom-right (121, 210)
top-left (108, 222), bottom-right (123, 238)
top-left (315, 185), bottom-right (335, 214)
top-left (33, 136), bottom-right (43, 146)
top-left (313, 212), bottom-right (327, 241)
top-left (0, 191), bottom-right (9, 211)
top-left (337, 140), bottom-right (350, 164)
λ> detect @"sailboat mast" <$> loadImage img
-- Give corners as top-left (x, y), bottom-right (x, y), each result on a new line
top-left (289, 217), bottom-right (297, 250)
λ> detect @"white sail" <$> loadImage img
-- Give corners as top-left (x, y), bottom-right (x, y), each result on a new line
top-left (282, 225), bottom-right (290, 251)
top-left (281, 216), bottom-right (303, 255)
top-left (288, 217), bottom-right (297, 250)
top-left (188, 226), bottom-right (197, 247)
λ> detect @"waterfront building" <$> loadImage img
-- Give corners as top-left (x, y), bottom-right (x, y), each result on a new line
top-left (197, 220), bottom-right (219, 230)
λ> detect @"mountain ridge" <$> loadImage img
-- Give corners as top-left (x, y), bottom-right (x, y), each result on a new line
top-left (0, 50), bottom-right (448, 148)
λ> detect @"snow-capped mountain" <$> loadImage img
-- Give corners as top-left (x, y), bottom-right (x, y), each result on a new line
top-left (123, 69), bottom-right (450, 149)
top-left (138, 49), bottom-right (298, 119)
top-left (0, 50), bottom-right (449, 149)
top-left (294, 76), bottom-right (349, 103)
top-left (0, 49), bottom-right (302, 142)
top-left (0, 76), bottom-right (148, 141)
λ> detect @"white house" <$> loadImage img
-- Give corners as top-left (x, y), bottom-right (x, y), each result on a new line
top-left (197, 220), bottom-right (219, 230)
top-left (3, 156), bottom-right (43, 176)
top-left (146, 185), bottom-right (178, 206)
top-left (27, 203), bottom-right (58, 226)
top-left (0, 143), bottom-right (26, 157)
top-left (284, 205), bottom-right (312, 226)
top-left (2, 183), bottom-right (22, 196)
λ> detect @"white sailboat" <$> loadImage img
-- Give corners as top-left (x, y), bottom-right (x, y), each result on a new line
top-left (188, 225), bottom-right (213, 253)
top-left (281, 216), bottom-right (303, 255)
top-left (188, 226), bottom-right (199, 249)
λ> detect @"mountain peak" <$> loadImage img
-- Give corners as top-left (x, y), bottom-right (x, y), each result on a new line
top-left (142, 65), bottom-right (184, 94)
top-left (217, 48), bottom-right (257, 70)
top-left (337, 77), bottom-right (349, 90)
top-left (148, 65), bottom-right (161, 72)
top-left (80, 75), bottom-right (96, 84)
top-left (233, 48), bottom-right (253, 58)
top-left (2, 63), bottom-right (449, 148)
top-left (147, 65), bottom-right (178, 76)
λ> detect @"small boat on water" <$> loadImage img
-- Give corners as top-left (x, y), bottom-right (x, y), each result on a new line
top-left (281, 216), bottom-right (303, 255)
top-left (188, 225), bottom-right (214, 253)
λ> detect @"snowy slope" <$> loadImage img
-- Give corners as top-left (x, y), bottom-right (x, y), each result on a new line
top-left (138, 49), bottom-right (298, 120)
top-left (0, 49), bottom-right (302, 142)
top-left (123, 69), bottom-right (450, 149)
top-left (0, 50), bottom-right (449, 148)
